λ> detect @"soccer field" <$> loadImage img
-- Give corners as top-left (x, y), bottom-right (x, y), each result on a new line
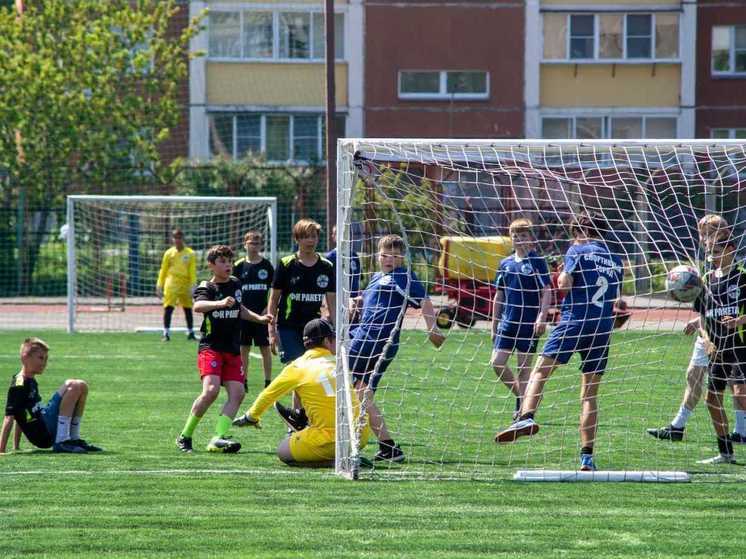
top-left (0, 330), bottom-right (742, 558)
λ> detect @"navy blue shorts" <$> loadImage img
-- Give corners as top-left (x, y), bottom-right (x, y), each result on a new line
top-left (494, 324), bottom-right (537, 354)
top-left (41, 392), bottom-right (62, 438)
top-left (348, 340), bottom-right (398, 392)
top-left (542, 319), bottom-right (613, 374)
top-left (278, 326), bottom-right (305, 364)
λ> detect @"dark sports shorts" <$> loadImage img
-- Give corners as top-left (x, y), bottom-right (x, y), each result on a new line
top-left (278, 326), bottom-right (305, 364)
top-left (541, 318), bottom-right (613, 375)
top-left (494, 324), bottom-right (538, 354)
top-left (241, 320), bottom-right (269, 347)
top-left (198, 349), bottom-right (245, 384)
top-left (348, 340), bottom-right (398, 392)
top-left (709, 347), bottom-right (746, 392)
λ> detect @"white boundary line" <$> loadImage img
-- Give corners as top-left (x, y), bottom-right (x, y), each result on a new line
top-left (0, 468), bottom-right (319, 477)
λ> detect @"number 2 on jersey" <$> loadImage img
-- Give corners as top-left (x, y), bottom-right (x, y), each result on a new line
top-left (591, 276), bottom-right (609, 308)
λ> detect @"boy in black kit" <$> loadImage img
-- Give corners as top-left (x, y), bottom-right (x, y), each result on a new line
top-left (234, 230), bottom-right (274, 388)
top-left (695, 230), bottom-right (746, 464)
top-left (176, 245), bottom-right (272, 454)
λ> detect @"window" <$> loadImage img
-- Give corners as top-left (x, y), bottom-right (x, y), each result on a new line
top-left (208, 113), bottom-right (346, 163)
top-left (542, 115), bottom-right (677, 139)
top-left (712, 26), bottom-right (746, 75)
top-left (712, 128), bottom-right (746, 139)
top-left (398, 70), bottom-right (489, 100)
top-left (543, 12), bottom-right (679, 61)
top-left (209, 10), bottom-right (344, 61)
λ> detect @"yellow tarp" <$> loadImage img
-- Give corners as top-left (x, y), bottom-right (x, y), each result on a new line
top-left (438, 236), bottom-right (513, 281)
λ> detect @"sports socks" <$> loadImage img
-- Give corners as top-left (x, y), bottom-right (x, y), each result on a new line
top-left (56, 415), bottom-right (72, 443)
top-left (717, 435), bottom-right (734, 457)
top-left (580, 445), bottom-right (593, 457)
top-left (735, 410), bottom-right (746, 436)
top-left (181, 413), bottom-right (202, 438)
top-left (215, 415), bottom-right (232, 438)
top-left (671, 405), bottom-right (692, 429)
top-left (163, 306), bottom-right (174, 332)
top-left (184, 308), bottom-right (194, 332)
top-left (70, 416), bottom-right (82, 440)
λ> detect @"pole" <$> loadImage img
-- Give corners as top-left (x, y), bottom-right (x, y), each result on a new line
top-left (324, 0), bottom-right (337, 249)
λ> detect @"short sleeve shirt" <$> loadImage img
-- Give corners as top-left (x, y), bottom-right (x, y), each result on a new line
top-left (494, 251), bottom-right (550, 328)
top-left (695, 264), bottom-right (746, 351)
top-left (234, 257), bottom-right (274, 314)
top-left (194, 277), bottom-right (243, 354)
top-left (272, 254), bottom-right (334, 330)
top-left (4, 374), bottom-right (53, 448)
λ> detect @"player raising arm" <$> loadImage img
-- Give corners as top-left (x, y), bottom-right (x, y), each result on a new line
top-left (233, 319), bottom-right (369, 467)
top-left (156, 229), bottom-right (197, 342)
top-left (495, 212), bottom-right (623, 472)
top-left (1, 338), bottom-right (102, 454)
top-left (176, 245), bottom-right (272, 454)
top-left (491, 218), bottom-right (552, 420)
top-left (347, 234), bottom-right (445, 462)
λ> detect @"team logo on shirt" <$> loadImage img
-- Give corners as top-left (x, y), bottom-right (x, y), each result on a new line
top-left (380, 275), bottom-right (392, 286)
top-left (258, 269), bottom-right (269, 280)
top-left (210, 360), bottom-right (218, 369)
top-left (317, 275), bottom-right (330, 288)
top-left (290, 276), bottom-right (300, 286)
top-left (182, 255), bottom-right (190, 262)
top-left (234, 290), bottom-right (242, 302)
top-left (728, 284), bottom-right (740, 300)
top-left (351, 260), bottom-right (359, 272)
top-left (520, 263), bottom-right (534, 275)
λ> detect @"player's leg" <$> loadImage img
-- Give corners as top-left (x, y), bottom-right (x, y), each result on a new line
top-left (515, 348), bottom-right (536, 412)
top-left (46, 380), bottom-right (88, 452)
top-left (184, 308), bottom-right (195, 340)
top-left (491, 349), bottom-right (519, 396)
top-left (579, 372), bottom-right (603, 471)
top-left (177, 354), bottom-right (222, 452)
top-left (162, 305), bottom-right (174, 341)
top-left (277, 428), bottom-right (335, 467)
top-left (727, 355), bottom-right (746, 443)
top-left (259, 345), bottom-right (273, 387)
top-left (207, 353), bottom-right (245, 453)
top-left (698, 365), bottom-right (734, 463)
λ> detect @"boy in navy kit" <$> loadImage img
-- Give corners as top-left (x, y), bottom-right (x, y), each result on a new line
top-left (348, 234), bottom-right (445, 462)
top-left (490, 218), bottom-right (552, 419)
top-left (176, 245), bottom-right (272, 454)
top-left (234, 230), bottom-right (274, 388)
top-left (495, 212), bottom-right (623, 472)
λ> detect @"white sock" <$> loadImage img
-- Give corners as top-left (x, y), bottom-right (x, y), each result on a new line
top-left (735, 410), bottom-right (746, 436)
top-left (70, 416), bottom-right (82, 440)
top-left (163, 328), bottom-right (170, 336)
top-left (671, 406), bottom-right (692, 429)
top-left (56, 415), bottom-right (72, 443)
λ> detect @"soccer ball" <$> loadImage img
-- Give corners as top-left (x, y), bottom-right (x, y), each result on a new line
top-left (665, 265), bottom-right (702, 303)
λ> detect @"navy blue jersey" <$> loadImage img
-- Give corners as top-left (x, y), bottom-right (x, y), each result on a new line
top-left (495, 251), bottom-right (550, 328)
top-left (351, 267), bottom-right (426, 345)
top-left (561, 240), bottom-right (623, 322)
top-left (326, 248), bottom-right (362, 297)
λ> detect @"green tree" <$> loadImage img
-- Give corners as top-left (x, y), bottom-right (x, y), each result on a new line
top-left (0, 0), bottom-right (203, 294)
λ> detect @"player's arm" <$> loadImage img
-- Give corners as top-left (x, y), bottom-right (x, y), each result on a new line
top-left (421, 298), bottom-right (445, 348)
top-left (193, 284), bottom-right (233, 314)
top-left (0, 415), bottom-right (14, 454)
top-left (235, 366), bottom-right (299, 427)
top-left (325, 291), bottom-right (336, 325)
top-left (534, 285), bottom-right (552, 337)
top-left (491, 289), bottom-right (504, 342)
top-left (156, 250), bottom-right (170, 296)
top-left (240, 305), bottom-right (272, 324)
top-left (267, 288), bottom-right (282, 354)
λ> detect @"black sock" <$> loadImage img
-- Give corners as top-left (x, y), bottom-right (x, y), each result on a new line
top-left (717, 436), bottom-right (733, 456)
top-left (515, 397), bottom-right (522, 411)
top-left (184, 308), bottom-right (194, 331)
top-left (163, 306), bottom-right (174, 330)
top-left (581, 446), bottom-right (594, 456)
top-left (264, 379), bottom-right (272, 388)
top-left (519, 412), bottom-right (534, 421)
top-left (380, 439), bottom-right (396, 450)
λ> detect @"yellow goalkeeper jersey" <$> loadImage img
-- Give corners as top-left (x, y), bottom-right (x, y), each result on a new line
top-left (248, 347), bottom-right (361, 434)
top-left (157, 246), bottom-right (197, 289)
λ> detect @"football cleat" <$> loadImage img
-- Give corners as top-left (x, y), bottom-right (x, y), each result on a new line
top-left (232, 414), bottom-right (261, 429)
top-left (495, 418), bottom-right (539, 444)
top-left (646, 425), bottom-right (684, 442)
top-left (69, 439), bottom-right (103, 452)
top-left (176, 435), bottom-right (193, 453)
top-left (161, 333), bottom-right (170, 342)
top-left (374, 443), bottom-right (405, 463)
top-left (697, 453), bottom-right (736, 465)
top-left (580, 454), bottom-right (597, 472)
top-left (729, 432), bottom-right (746, 444)
top-left (274, 402), bottom-right (308, 432)
top-left (207, 436), bottom-right (241, 454)
top-left (264, 379), bottom-right (272, 388)
top-left (186, 332), bottom-right (197, 341)
top-left (53, 440), bottom-right (87, 453)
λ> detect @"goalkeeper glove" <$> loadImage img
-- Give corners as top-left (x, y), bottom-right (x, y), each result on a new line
top-left (233, 413), bottom-right (261, 429)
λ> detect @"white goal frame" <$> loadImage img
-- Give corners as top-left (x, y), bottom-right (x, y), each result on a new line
top-left (66, 195), bottom-right (277, 333)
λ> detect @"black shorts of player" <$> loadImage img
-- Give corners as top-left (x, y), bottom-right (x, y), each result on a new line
top-left (240, 320), bottom-right (269, 347)
top-left (349, 342), bottom-right (398, 392)
top-left (708, 347), bottom-right (746, 392)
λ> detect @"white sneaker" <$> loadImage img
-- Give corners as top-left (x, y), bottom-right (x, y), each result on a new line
top-left (494, 418), bottom-right (539, 444)
top-left (697, 454), bottom-right (736, 465)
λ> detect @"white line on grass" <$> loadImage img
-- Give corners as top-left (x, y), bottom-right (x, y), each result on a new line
top-left (0, 468), bottom-right (318, 477)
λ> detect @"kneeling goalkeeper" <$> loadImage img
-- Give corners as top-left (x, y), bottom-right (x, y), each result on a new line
top-left (233, 318), bottom-right (369, 466)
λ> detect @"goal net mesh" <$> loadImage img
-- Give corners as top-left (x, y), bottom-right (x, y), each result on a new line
top-left (335, 140), bottom-right (746, 481)
top-left (68, 196), bottom-right (276, 332)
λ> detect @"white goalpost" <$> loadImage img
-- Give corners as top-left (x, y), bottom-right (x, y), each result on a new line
top-left (66, 195), bottom-right (277, 333)
top-left (335, 139), bottom-right (746, 482)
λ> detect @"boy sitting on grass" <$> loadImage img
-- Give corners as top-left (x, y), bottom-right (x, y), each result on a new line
top-left (1, 338), bottom-right (103, 454)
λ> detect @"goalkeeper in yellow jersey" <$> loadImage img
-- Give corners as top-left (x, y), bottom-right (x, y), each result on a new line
top-left (233, 318), bottom-right (369, 466)
top-left (157, 229), bottom-right (197, 341)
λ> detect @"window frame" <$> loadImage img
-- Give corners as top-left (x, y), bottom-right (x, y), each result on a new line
top-left (541, 114), bottom-right (678, 139)
top-left (397, 70), bottom-right (490, 100)
top-left (711, 128), bottom-right (746, 139)
top-left (208, 7), bottom-right (345, 63)
top-left (711, 25), bottom-right (746, 77)
top-left (544, 11), bottom-right (679, 63)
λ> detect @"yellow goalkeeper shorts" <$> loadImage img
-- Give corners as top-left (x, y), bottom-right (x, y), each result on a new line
top-left (288, 425), bottom-right (370, 463)
top-left (162, 286), bottom-right (193, 309)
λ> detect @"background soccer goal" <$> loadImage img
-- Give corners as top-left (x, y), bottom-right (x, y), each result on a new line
top-left (335, 139), bottom-right (746, 481)
top-left (66, 195), bottom-right (277, 333)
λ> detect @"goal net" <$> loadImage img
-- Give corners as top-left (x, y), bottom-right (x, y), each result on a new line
top-left (335, 140), bottom-right (746, 482)
top-left (67, 195), bottom-right (277, 332)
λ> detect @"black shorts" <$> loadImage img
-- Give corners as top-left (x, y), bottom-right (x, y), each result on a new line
top-left (709, 347), bottom-right (746, 392)
top-left (241, 320), bottom-right (269, 347)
